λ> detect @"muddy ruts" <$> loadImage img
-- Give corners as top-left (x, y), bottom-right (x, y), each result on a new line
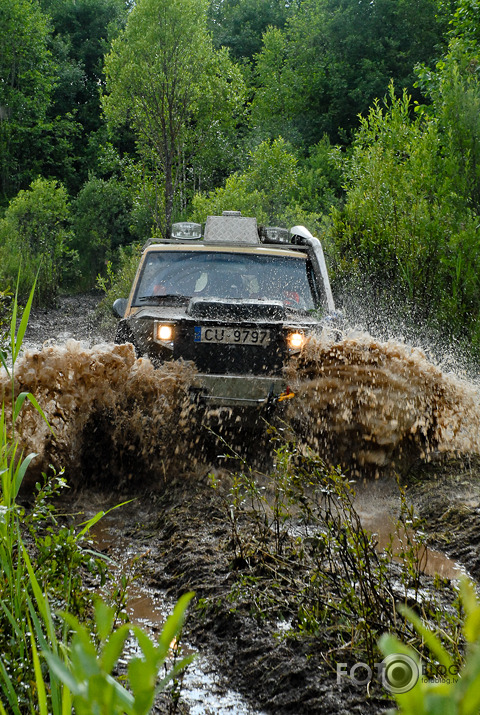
top-left (1, 340), bottom-right (197, 487)
top-left (285, 333), bottom-right (480, 473)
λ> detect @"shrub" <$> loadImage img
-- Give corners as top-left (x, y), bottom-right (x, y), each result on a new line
top-left (210, 435), bottom-right (459, 670)
top-left (191, 137), bottom-right (325, 231)
top-left (72, 176), bottom-right (142, 289)
top-left (0, 178), bottom-right (78, 306)
top-left (96, 242), bottom-right (143, 323)
top-left (329, 82), bottom-right (480, 355)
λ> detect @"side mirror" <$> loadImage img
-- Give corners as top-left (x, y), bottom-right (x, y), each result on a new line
top-left (112, 298), bottom-right (128, 318)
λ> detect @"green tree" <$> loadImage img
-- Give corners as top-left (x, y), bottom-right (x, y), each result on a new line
top-left (191, 137), bottom-right (328, 230)
top-left (0, 178), bottom-right (77, 305)
top-left (72, 173), bottom-right (152, 289)
top-left (103, 0), bottom-right (245, 237)
top-left (252, 0), bottom-right (446, 148)
top-left (208, 0), bottom-right (290, 62)
top-left (40, 0), bottom-right (127, 132)
top-left (296, 136), bottom-right (343, 216)
top-left (416, 0), bottom-right (480, 214)
top-left (0, 0), bottom-right (55, 202)
top-left (38, 0), bottom-right (129, 194)
top-left (330, 84), bottom-right (480, 349)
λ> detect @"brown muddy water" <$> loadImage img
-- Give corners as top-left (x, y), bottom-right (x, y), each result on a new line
top-left (286, 333), bottom-right (480, 471)
top-left (352, 476), bottom-right (464, 580)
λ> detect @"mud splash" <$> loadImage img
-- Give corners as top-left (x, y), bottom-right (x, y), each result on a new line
top-left (1, 340), bottom-right (197, 485)
top-left (286, 332), bottom-right (480, 472)
top-left (2, 331), bottom-right (480, 481)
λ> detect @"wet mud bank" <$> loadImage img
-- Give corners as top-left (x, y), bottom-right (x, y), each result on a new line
top-left (81, 459), bottom-right (478, 715)
top-left (87, 476), bottom-right (392, 715)
top-left (406, 454), bottom-right (480, 579)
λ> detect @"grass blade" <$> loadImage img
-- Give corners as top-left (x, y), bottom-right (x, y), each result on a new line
top-left (12, 278), bottom-right (36, 365)
top-left (30, 625), bottom-right (48, 715)
top-left (0, 660), bottom-right (22, 715)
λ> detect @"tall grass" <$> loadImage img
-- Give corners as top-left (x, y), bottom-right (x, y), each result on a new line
top-left (0, 279), bottom-right (194, 713)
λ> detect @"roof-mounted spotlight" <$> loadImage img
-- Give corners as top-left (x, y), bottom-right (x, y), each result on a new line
top-left (260, 226), bottom-right (291, 244)
top-left (171, 222), bottom-right (202, 240)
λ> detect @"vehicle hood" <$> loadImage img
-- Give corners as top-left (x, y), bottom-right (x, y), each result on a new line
top-left (130, 298), bottom-right (321, 326)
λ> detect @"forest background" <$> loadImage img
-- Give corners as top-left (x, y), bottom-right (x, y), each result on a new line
top-left (2, 0), bottom-right (480, 358)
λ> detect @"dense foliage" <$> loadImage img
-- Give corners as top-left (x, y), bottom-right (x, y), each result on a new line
top-left (1, 0), bottom-right (480, 353)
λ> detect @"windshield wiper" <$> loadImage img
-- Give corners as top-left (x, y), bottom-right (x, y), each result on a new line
top-left (137, 294), bottom-right (191, 304)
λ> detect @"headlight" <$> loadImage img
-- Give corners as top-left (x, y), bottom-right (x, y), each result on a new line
top-left (154, 323), bottom-right (175, 344)
top-left (158, 324), bottom-right (173, 341)
top-left (286, 331), bottom-right (305, 350)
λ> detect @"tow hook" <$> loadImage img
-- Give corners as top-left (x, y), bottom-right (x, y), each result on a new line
top-left (266, 385), bottom-right (295, 406)
top-left (277, 387), bottom-right (295, 402)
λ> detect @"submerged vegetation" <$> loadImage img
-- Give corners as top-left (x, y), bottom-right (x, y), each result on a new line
top-left (206, 436), bottom-right (464, 674)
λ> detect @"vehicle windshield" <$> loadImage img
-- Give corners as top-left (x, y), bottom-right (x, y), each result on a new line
top-left (132, 250), bottom-right (318, 310)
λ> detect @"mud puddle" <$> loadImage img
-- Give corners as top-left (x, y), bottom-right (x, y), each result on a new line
top-left (352, 476), bottom-right (465, 579)
top-left (91, 512), bottom-right (265, 715)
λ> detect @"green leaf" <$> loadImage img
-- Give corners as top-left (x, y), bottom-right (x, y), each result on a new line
top-left (128, 657), bottom-right (157, 713)
top-left (0, 350), bottom-right (9, 377)
top-left (12, 277), bottom-right (37, 364)
top-left (102, 673), bottom-right (135, 710)
top-left (157, 591), bottom-right (195, 653)
top-left (131, 626), bottom-right (156, 663)
top-left (30, 626), bottom-right (48, 715)
top-left (13, 452), bottom-right (38, 499)
top-left (42, 651), bottom-right (82, 695)
top-left (13, 392), bottom-right (31, 422)
top-left (77, 501), bottom-right (133, 538)
top-left (460, 578), bottom-right (480, 643)
top-left (14, 392), bottom-right (53, 434)
top-left (0, 659), bottom-right (22, 715)
top-left (100, 623), bottom-right (131, 673)
top-left (21, 545), bottom-right (56, 645)
top-left (94, 599), bottom-right (115, 643)
top-left (0, 599), bottom-right (24, 641)
top-left (378, 633), bottom-right (425, 711)
top-left (397, 604), bottom-right (453, 669)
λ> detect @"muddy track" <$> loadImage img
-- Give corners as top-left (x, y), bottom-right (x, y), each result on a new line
top-left (17, 293), bottom-right (480, 713)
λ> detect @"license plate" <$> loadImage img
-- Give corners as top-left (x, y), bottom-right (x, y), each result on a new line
top-left (194, 326), bottom-right (271, 345)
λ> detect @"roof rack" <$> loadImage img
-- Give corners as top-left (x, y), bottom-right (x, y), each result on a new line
top-left (142, 213), bottom-right (319, 250)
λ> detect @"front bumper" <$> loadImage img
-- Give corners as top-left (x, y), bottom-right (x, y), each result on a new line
top-left (190, 373), bottom-right (292, 407)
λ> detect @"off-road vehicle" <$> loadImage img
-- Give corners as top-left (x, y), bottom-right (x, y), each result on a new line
top-left (113, 211), bottom-right (337, 408)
